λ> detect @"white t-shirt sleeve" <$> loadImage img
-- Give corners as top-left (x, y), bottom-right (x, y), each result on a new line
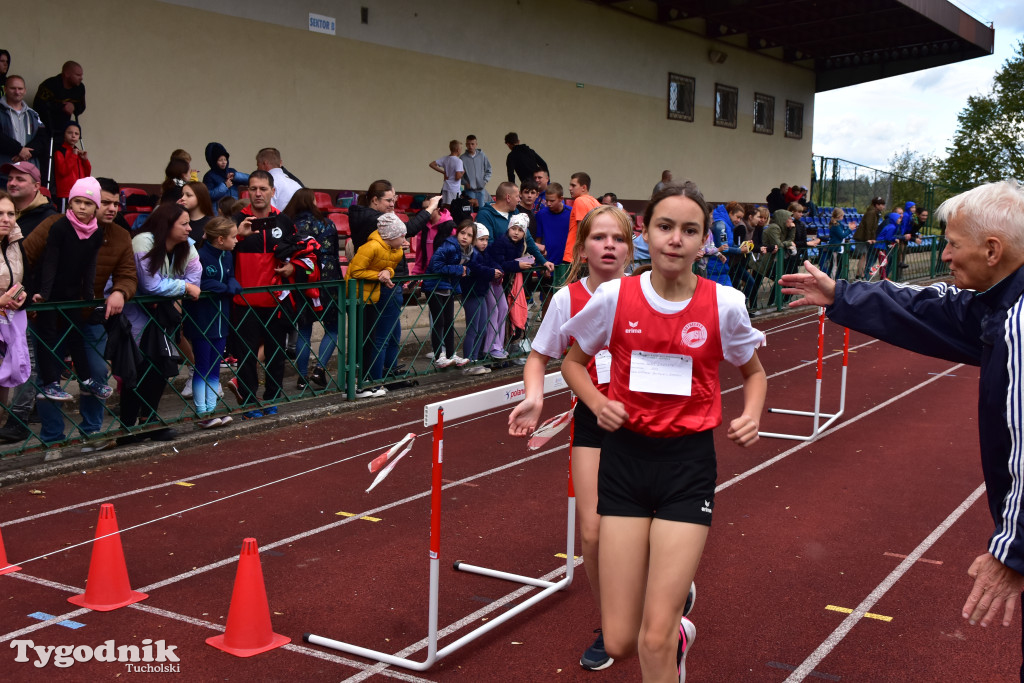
top-left (530, 286), bottom-right (574, 358)
top-left (717, 284), bottom-right (766, 366)
top-left (561, 280), bottom-right (621, 356)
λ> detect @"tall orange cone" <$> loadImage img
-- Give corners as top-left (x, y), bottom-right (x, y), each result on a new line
top-left (206, 538), bottom-right (290, 657)
top-left (0, 525), bottom-right (21, 575)
top-left (68, 503), bottom-right (148, 610)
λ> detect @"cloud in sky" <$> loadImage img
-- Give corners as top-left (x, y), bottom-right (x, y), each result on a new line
top-left (812, 2), bottom-right (1023, 170)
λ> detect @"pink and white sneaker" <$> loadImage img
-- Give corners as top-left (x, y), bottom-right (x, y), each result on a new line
top-left (677, 616), bottom-right (696, 682)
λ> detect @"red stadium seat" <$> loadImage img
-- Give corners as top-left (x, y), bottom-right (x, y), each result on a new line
top-left (328, 212), bottom-right (350, 236)
top-left (314, 191), bottom-right (335, 212)
top-left (395, 212), bottom-right (409, 223)
top-left (395, 194), bottom-right (414, 212)
top-left (120, 186), bottom-right (153, 211)
top-left (239, 189), bottom-right (249, 199)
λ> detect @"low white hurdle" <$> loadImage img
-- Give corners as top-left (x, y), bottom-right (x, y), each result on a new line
top-left (304, 372), bottom-right (576, 670)
top-left (758, 308), bottom-right (849, 441)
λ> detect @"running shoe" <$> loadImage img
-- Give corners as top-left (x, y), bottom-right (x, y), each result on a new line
top-left (242, 409), bottom-right (264, 420)
top-left (579, 628), bottom-right (613, 671)
top-left (464, 365), bottom-right (491, 375)
top-left (262, 405), bottom-right (278, 416)
top-left (181, 369), bottom-right (194, 398)
top-left (218, 415), bottom-right (233, 426)
top-left (677, 616), bottom-right (696, 682)
top-left (488, 350), bottom-right (509, 360)
top-left (36, 382), bottom-right (73, 402)
top-left (197, 417), bottom-right (222, 429)
top-left (81, 438), bottom-right (116, 453)
top-left (309, 366), bottom-right (328, 387)
top-left (226, 377), bottom-right (242, 403)
top-left (433, 354), bottom-right (453, 368)
top-left (356, 386), bottom-right (387, 398)
top-left (451, 354), bottom-right (470, 367)
top-left (80, 379), bottom-right (113, 400)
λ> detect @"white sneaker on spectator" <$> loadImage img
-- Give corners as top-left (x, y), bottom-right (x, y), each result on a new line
top-left (182, 369), bottom-right (194, 398)
top-left (489, 350), bottom-right (509, 360)
top-left (451, 354), bottom-right (470, 367)
top-left (433, 354), bottom-right (453, 368)
top-left (464, 365), bottom-right (491, 375)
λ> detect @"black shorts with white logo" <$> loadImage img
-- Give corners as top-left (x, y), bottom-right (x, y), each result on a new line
top-left (571, 399), bottom-right (606, 449)
top-left (597, 427), bottom-right (716, 525)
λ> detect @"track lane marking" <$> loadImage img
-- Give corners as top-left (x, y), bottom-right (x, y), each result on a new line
top-left (883, 551), bottom-right (943, 565)
top-left (784, 481), bottom-right (987, 682)
top-left (824, 605), bottom-right (892, 622)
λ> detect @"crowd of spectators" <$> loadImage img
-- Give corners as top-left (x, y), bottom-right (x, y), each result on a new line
top-left (0, 53), bottom-right (940, 451)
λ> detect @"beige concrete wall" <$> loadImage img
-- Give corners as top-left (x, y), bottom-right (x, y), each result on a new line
top-left (6, 0), bottom-right (814, 202)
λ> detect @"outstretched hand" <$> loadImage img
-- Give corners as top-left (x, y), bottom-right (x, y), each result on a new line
top-left (779, 260), bottom-right (837, 308)
top-left (963, 552), bottom-right (1024, 627)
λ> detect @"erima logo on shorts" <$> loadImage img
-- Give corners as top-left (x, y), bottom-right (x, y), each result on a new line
top-left (681, 322), bottom-right (708, 349)
top-left (625, 321), bottom-right (642, 334)
top-left (701, 500), bottom-right (713, 514)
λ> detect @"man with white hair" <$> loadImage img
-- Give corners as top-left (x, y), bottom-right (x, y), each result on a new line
top-left (780, 180), bottom-right (1024, 680)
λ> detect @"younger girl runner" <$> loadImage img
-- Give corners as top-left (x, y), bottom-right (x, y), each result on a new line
top-left (561, 182), bottom-right (766, 682)
top-left (510, 205), bottom-right (649, 671)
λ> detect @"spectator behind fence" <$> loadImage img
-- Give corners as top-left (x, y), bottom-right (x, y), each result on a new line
top-left (53, 122), bottom-right (90, 201)
top-left (561, 172), bottom-right (601, 263)
top-left (32, 61), bottom-right (85, 187)
top-left (819, 207), bottom-right (854, 279)
top-left (177, 181), bottom-right (214, 239)
top-left (475, 181), bottom-right (551, 273)
top-left (29, 178), bottom-right (108, 403)
top-left (504, 132), bottom-right (548, 185)
top-left (16, 177), bottom-right (138, 448)
top-left (1, 161), bottom-right (56, 236)
top-left (483, 212), bottom-right (531, 360)
top-left (766, 183), bottom-right (788, 214)
top-left (0, 50), bottom-right (9, 98)
top-left (256, 147), bottom-right (302, 212)
top-left (429, 139), bottom-right (464, 207)
top-left (0, 75), bottom-right (44, 176)
top-left (346, 212), bottom-right (408, 398)
top-left (424, 219), bottom-right (476, 369)
top-left (347, 179), bottom-right (439, 281)
top-left (853, 196), bottom-right (885, 280)
top-left (460, 134), bottom-right (492, 209)
top-left (203, 142), bottom-right (248, 202)
top-left (461, 224), bottom-right (500, 370)
top-left (227, 169), bottom-right (299, 416)
top-left (283, 188), bottom-right (340, 389)
top-left (119, 203), bottom-right (200, 444)
top-left (0, 190), bottom-right (30, 387)
top-left (535, 183), bottom-right (570, 267)
top-left (183, 217), bottom-right (240, 428)
top-left (652, 169), bottom-right (672, 198)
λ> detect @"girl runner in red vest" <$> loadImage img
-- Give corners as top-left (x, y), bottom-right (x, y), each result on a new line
top-left (509, 205), bottom-right (636, 671)
top-left (561, 182), bottom-right (766, 682)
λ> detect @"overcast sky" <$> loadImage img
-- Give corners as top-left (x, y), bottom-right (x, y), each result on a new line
top-left (812, 1), bottom-right (1024, 170)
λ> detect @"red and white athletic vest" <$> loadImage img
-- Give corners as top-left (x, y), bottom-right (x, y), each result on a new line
top-left (568, 280), bottom-right (609, 396)
top-left (608, 275), bottom-right (724, 436)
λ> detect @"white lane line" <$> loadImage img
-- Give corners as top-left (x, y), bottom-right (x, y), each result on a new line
top-left (783, 482), bottom-right (987, 682)
top-left (717, 364), bottom-right (963, 492)
top-left (6, 572), bottom-right (433, 683)
top-left (2, 418), bottom-right (423, 526)
top-left (339, 557), bottom-right (584, 683)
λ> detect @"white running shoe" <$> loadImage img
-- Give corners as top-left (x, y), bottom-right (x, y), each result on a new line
top-left (451, 354), bottom-right (470, 367)
top-left (677, 616), bottom-right (696, 682)
top-left (182, 369), bottom-right (194, 398)
top-left (433, 354), bottom-right (453, 368)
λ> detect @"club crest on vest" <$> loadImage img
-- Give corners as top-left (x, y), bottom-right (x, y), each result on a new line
top-left (681, 322), bottom-right (708, 349)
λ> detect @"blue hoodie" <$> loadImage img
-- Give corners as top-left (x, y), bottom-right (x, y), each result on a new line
top-left (486, 232), bottom-right (527, 275)
top-left (900, 201), bottom-right (916, 235)
top-left (462, 248), bottom-right (496, 299)
top-left (423, 235), bottom-right (468, 294)
top-left (707, 204), bottom-right (736, 283)
top-left (874, 212), bottom-right (901, 249)
top-left (184, 240), bottom-right (242, 340)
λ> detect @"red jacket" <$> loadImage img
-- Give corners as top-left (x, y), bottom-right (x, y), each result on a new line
top-left (54, 144), bottom-right (92, 199)
top-left (231, 206), bottom-right (299, 308)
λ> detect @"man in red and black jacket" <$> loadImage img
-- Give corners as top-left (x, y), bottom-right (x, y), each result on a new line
top-left (229, 169), bottom-right (300, 411)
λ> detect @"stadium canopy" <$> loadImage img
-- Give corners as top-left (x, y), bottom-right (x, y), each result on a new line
top-left (589, 0), bottom-right (995, 91)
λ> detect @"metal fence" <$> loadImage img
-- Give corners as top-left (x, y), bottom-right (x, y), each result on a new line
top-left (0, 249), bottom-right (949, 457)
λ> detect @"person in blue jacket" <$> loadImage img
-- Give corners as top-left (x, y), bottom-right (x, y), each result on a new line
top-left (872, 212), bottom-right (901, 280)
top-left (782, 181), bottom-right (1024, 680)
top-left (423, 219), bottom-right (477, 368)
top-left (461, 224), bottom-right (501, 371)
top-left (203, 142), bottom-right (250, 202)
top-left (184, 216), bottom-right (241, 427)
top-left (818, 207), bottom-right (854, 279)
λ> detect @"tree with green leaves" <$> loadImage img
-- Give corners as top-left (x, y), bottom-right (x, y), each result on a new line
top-left (940, 40), bottom-right (1024, 188)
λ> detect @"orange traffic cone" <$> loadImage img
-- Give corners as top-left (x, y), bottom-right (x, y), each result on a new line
top-left (206, 538), bottom-right (290, 657)
top-left (0, 525), bottom-right (21, 575)
top-left (68, 503), bottom-right (148, 610)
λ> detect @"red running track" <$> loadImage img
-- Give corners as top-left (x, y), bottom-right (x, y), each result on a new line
top-left (0, 310), bottom-right (1017, 681)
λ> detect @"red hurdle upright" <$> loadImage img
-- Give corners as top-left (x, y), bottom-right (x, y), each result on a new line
top-left (304, 372), bottom-right (576, 670)
top-left (758, 308), bottom-right (850, 441)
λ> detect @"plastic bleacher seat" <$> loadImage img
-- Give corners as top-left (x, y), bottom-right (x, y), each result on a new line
top-left (314, 191), bottom-right (335, 212)
top-left (395, 194), bottom-right (414, 212)
top-left (395, 212), bottom-right (410, 224)
top-left (328, 212), bottom-right (350, 236)
top-left (239, 189), bottom-right (249, 199)
top-left (120, 187), bottom-right (153, 211)
top-left (124, 212), bottom-right (142, 227)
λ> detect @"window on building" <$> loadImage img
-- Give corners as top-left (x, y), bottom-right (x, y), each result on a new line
top-left (667, 73), bottom-right (695, 122)
top-left (714, 84), bottom-right (738, 129)
top-left (753, 93), bottom-right (774, 135)
top-left (785, 100), bottom-right (804, 139)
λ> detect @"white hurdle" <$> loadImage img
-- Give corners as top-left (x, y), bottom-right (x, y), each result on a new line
top-left (758, 308), bottom-right (849, 441)
top-left (304, 372), bottom-right (576, 670)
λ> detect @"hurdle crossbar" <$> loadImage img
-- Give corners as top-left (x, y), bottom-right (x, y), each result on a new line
top-left (304, 372), bottom-right (575, 670)
top-left (758, 309), bottom-right (849, 442)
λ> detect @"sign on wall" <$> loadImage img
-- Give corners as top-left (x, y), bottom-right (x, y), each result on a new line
top-left (309, 13), bottom-right (336, 35)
